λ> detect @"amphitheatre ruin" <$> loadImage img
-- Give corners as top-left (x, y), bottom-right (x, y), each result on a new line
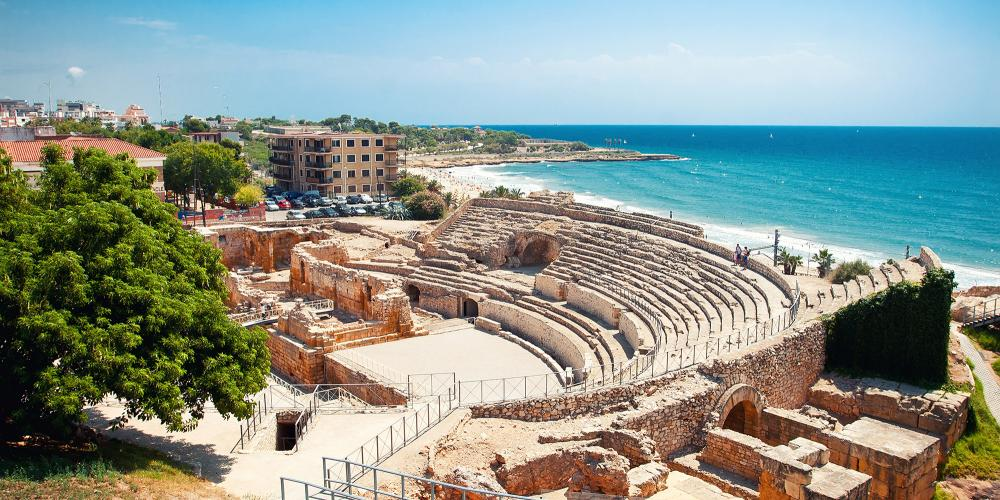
top-left (92, 191), bottom-right (970, 500)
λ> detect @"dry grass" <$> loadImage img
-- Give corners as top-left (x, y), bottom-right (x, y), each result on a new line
top-left (0, 436), bottom-right (231, 499)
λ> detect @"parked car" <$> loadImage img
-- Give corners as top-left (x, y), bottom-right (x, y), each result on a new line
top-left (284, 191), bottom-right (304, 200)
top-left (334, 204), bottom-right (352, 216)
top-left (350, 206), bottom-right (367, 216)
top-left (318, 196), bottom-right (334, 206)
top-left (291, 198), bottom-right (306, 209)
top-left (277, 199), bottom-right (291, 209)
top-left (372, 194), bottom-right (390, 203)
top-left (303, 209), bottom-right (324, 219)
top-left (359, 194), bottom-right (373, 203)
top-left (265, 201), bottom-right (280, 211)
top-left (265, 185), bottom-right (283, 197)
top-left (346, 195), bottom-right (363, 204)
top-left (303, 197), bottom-right (321, 208)
top-left (319, 207), bottom-right (339, 218)
top-left (286, 210), bottom-right (306, 220)
top-left (333, 196), bottom-right (348, 205)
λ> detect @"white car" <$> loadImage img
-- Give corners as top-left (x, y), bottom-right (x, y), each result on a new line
top-left (333, 196), bottom-right (348, 205)
top-left (265, 201), bottom-right (280, 211)
top-left (359, 194), bottom-right (374, 203)
top-left (286, 210), bottom-right (306, 220)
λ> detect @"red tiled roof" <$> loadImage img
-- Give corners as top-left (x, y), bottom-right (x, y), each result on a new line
top-left (0, 136), bottom-right (166, 163)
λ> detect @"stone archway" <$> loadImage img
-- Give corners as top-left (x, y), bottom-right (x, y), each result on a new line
top-left (509, 232), bottom-right (561, 268)
top-left (462, 298), bottom-right (479, 317)
top-left (714, 384), bottom-right (767, 439)
top-left (405, 284), bottom-right (420, 304)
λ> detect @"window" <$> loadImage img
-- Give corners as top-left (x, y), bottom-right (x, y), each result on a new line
top-left (346, 139), bottom-right (355, 147)
top-left (334, 185), bottom-right (343, 193)
top-left (376, 168), bottom-right (384, 177)
top-left (376, 183), bottom-right (385, 192)
top-left (347, 154), bottom-right (356, 162)
top-left (299, 154), bottom-right (303, 162)
top-left (361, 139), bottom-right (370, 147)
top-left (362, 169), bottom-right (370, 177)
top-left (375, 138), bottom-right (383, 146)
top-left (298, 139), bottom-right (302, 146)
top-left (333, 171), bottom-right (342, 179)
top-left (348, 170), bottom-right (356, 178)
top-left (375, 153), bottom-right (384, 162)
top-left (362, 184), bottom-right (371, 192)
top-left (348, 185), bottom-right (357, 193)
top-left (333, 155), bottom-right (341, 163)
top-left (299, 170), bottom-right (304, 176)
top-left (332, 140), bottom-right (340, 147)
top-left (361, 154), bottom-right (370, 162)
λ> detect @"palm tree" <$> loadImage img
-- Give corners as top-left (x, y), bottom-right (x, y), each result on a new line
top-left (509, 188), bottom-right (524, 199)
top-left (778, 248), bottom-right (802, 275)
top-left (442, 191), bottom-right (457, 209)
top-left (811, 249), bottom-right (835, 278)
top-left (427, 179), bottom-right (441, 193)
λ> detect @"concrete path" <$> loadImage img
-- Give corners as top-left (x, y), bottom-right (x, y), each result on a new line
top-left (955, 330), bottom-right (1000, 421)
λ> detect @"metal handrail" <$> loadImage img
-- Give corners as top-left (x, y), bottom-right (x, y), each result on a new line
top-left (962, 296), bottom-right (1000, 326)
top-left (280, 477), bottom-right (368, 500)
top-left (321, 457), bottom-right (539, 500)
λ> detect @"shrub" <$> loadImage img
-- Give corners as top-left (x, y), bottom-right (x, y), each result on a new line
top-left (823, 268), bottom-right (956, 386)
top-left (391, 175), bottom-right (426, 197)
top-left (233, 184), bottom-right (263, 207)
top-left (830, 259), bottom-right (872, 283)
top-left (405, 190), bottom-right (447, 220)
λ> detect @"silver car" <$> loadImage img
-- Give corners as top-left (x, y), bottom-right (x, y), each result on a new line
top-left (286, 210), bottom-right (306, 220)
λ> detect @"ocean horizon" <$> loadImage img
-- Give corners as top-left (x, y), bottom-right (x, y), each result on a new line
top-left (445, 125), bottom-right (1000, 288)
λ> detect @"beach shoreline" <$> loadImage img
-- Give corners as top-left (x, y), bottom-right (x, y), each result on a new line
top-left (405, 149), bottom-right (682, 170)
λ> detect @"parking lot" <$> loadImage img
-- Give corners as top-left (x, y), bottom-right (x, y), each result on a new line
top-left (264, 190), bottom-right (405, 222)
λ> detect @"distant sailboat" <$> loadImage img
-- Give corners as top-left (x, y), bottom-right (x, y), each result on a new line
top-left (691, 133), bottom-right (696, 138)
top-left (769, 133), bottom-right (774, 139)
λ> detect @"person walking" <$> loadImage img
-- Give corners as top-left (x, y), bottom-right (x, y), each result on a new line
top-left (734, 244), bottom-right (742, 266)
top-left (742, 247), bottom-right (751, 269)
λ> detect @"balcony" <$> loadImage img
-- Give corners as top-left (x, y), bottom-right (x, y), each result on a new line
top-left (303, 162), bottom-right (328, 169)
top-left (384, 144), bottom-right (399, 151)
top-left (270, 156), bottom-right (292, 166)
top-left (304, 146), bottom-right (330, 153)
top-left (272, 170), bottom-right (292, 181)
top-left (271, 143), bottom-right (293, 152)
top-left (306, 176), bottom-right (334, 184)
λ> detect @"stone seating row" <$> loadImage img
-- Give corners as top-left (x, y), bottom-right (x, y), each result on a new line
top-left (521, 295), bottom-right (632, 368)
top-left (566, 202), bottom-right (703, 237)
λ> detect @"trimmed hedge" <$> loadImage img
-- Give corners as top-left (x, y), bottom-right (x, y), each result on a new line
top-left (824, 268), bottom-right (955, 386)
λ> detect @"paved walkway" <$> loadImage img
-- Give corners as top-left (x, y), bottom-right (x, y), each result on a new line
top-left (955, 330), bottom-right (1000, 421)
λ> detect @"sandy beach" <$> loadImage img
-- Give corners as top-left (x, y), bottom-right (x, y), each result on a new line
top-left (406, 149), bottom-right (681, 170)
top-left (406, 165), bottom-right (486, 200)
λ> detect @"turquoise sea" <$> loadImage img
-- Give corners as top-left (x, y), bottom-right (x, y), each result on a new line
top-left (446, 126), bottom-right (1000, 288)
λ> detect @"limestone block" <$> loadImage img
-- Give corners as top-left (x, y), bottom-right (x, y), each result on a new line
top-left (626, 462), bottom-right (670, 497)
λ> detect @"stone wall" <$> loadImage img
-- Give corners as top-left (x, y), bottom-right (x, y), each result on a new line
top-left (199, 225), bottom-right (328, 272)
top-left (470, 320), bottom-right (828, 456)
top-left (701, 428), bottom-right (768, 481)
top-left (760, 407), bottom-right (833, 447)
top-left (534, 273), bottom-right (566, 301)
top-left (479, 298), bottom-right (590, 372)
top-left (565, 282), bottom-right (621, 327)
top-left (323, 355), bottom-right (408, 406)
top-left (268, 332), bottom-right (326, 385)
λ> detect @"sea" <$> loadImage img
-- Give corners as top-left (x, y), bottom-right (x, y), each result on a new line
top-left (444, 125), bottom-right (1000, 288)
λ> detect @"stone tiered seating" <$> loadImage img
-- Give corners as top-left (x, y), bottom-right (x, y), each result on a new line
top-left (433, 206), bottom-right (555, 261)
top-left (520, 295), bottom-right (633, 369)
top-left (410, 265), bottom-right (533, 301)
top-left (566, 202), bottom-right (703, 238)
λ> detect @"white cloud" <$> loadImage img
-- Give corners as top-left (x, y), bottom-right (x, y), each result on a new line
top-left (115, 17), bottom-right (176, 30)
top-left (66, 66), bottom-right (85, 81)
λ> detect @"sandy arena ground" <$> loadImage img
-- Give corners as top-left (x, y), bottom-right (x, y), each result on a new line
top-left (347, 325), bottom-right (552, 382)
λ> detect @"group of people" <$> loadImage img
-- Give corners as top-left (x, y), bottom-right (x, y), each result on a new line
top-left (733, 244), bottom-right (751, 269)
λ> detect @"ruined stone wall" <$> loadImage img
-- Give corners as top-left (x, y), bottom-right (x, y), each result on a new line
top-left (565, 283), bottom-right (620, 327)
top-left (701, 428), bottom-right (767, 480)
top-left (268, 332), bottom-right (326, 385)
top-left (760, 407), bottom-right (832, 446)
top-left (323, 355), bottom-right (408, 406)
top-left (480, 298), bottom-right (589, 371)
top-left (225, 272), bottom-right (281, 308)
top-left (470, 320), bottom-right (828, 456)
top-left (201, 225), bottom-right (328, 272)
top-left (534, 273), bottom-right (566, 301)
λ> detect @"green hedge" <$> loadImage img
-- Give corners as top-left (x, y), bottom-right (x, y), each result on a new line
top-left (824, 268), bottom-right (955, 386)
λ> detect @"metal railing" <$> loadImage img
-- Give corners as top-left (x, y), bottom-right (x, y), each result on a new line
top-left (962, 296), bottom-right (1000, 327)
top-left (330, 349), bottom-right (407, 385)
top-left (324, 392), bottom-right (457, 487)
top-left (231, 393), bottom-right (270, 452)
top-left (321, 457), bottom-right (538, 500)
top-left (280, 477), bottom-right (368, 500)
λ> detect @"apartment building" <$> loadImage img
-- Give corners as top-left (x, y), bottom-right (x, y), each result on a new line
top-left (267, 132), bottom-right (403, 196)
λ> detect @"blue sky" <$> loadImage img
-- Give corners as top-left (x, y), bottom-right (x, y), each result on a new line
top-left (1, 0), bottom-right (998, 125)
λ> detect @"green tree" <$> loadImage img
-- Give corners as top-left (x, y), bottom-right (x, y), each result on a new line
top-left (163, 142), bottom-right (250, 205)
top-left (220, 138), bottom-right (243, 159)
top-left (391, 175), bottom-right (427, 197)
top-left (405, 190), bottom-right (447, 220)
top-left (0, 146), bottom-right (269, 438)
top-left (830, 259), bottom-right (872, 284)
top-left (181, 115), bottom-right (210, 133)
top-left (812, 249), bottom-right (835, 278)
top-left (234, 184), bottom-right (263, 207)
top-left (778, 248), bottom-right (803, 275)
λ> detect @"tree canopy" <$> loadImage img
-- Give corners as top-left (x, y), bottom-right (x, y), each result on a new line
top-left (0, 145), bottom-right (269, 438)
top-left (163, 142), bottom-right (250, 200)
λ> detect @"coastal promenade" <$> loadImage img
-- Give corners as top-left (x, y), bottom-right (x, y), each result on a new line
top-left (956, 328), bottom-right (1000, 420)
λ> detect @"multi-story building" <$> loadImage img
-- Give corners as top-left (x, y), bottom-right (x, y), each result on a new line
top-left (120, 104), bottom-right (149, 125)
top-left (266, 131), bottom-right (404, 196)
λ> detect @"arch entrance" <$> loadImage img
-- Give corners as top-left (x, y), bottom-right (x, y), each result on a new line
top-left (462, 298), bottom-right (479, 317)
top-left (714, 384), bottom-right (766, 439)
top-left (405, 284), bottom-right (420, 303)
top-left (509, 233), bottom-right (561, 269)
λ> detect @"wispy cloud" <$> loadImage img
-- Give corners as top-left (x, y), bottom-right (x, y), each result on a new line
top-left (66, 66), bottom-right (85, 81)
top-left (115, 16), bottom-right (176, 30)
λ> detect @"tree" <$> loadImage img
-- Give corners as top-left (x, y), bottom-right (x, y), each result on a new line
top-left (391, 175), bottom-right (427, 198)
top-left (405, 190), bottom-right (447, 220)
top-left (812, 249), bottom-right (835, 278)
top-left (0, 146), bottom-right (269, 438)
top-left (163, 142), bottom-right (250, 206)
top-left (220, 138), bottom-right (243, 159)
top-left (181, 115), bottom-right (210, 133)
top-left (234, 184), bottom-right (263, 207)
top-left (426, 179), bottom-right (441, 193)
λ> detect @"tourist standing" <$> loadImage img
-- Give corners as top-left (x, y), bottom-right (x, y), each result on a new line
top-left (734, 244), bottom-right (742, 266)
top-left (742, 248), bottom-right (751, 269)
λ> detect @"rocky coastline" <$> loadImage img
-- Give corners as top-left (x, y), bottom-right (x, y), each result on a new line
top-left (406, 149), bottom-right (683, 169)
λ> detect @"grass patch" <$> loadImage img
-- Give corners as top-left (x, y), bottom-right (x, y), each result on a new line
top-left (941, 374), bottom-right (1000, 480)
top-left (933, 484), bottom-right (954, 500)
top-left (993, 358), bottom-right (1000, 377)
top-left (830, 259), bottom-right (872, 284)
top-left (964, 326), bottom-right (1000, 353)
top-left (0, 437), bottom-right (226, 499)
